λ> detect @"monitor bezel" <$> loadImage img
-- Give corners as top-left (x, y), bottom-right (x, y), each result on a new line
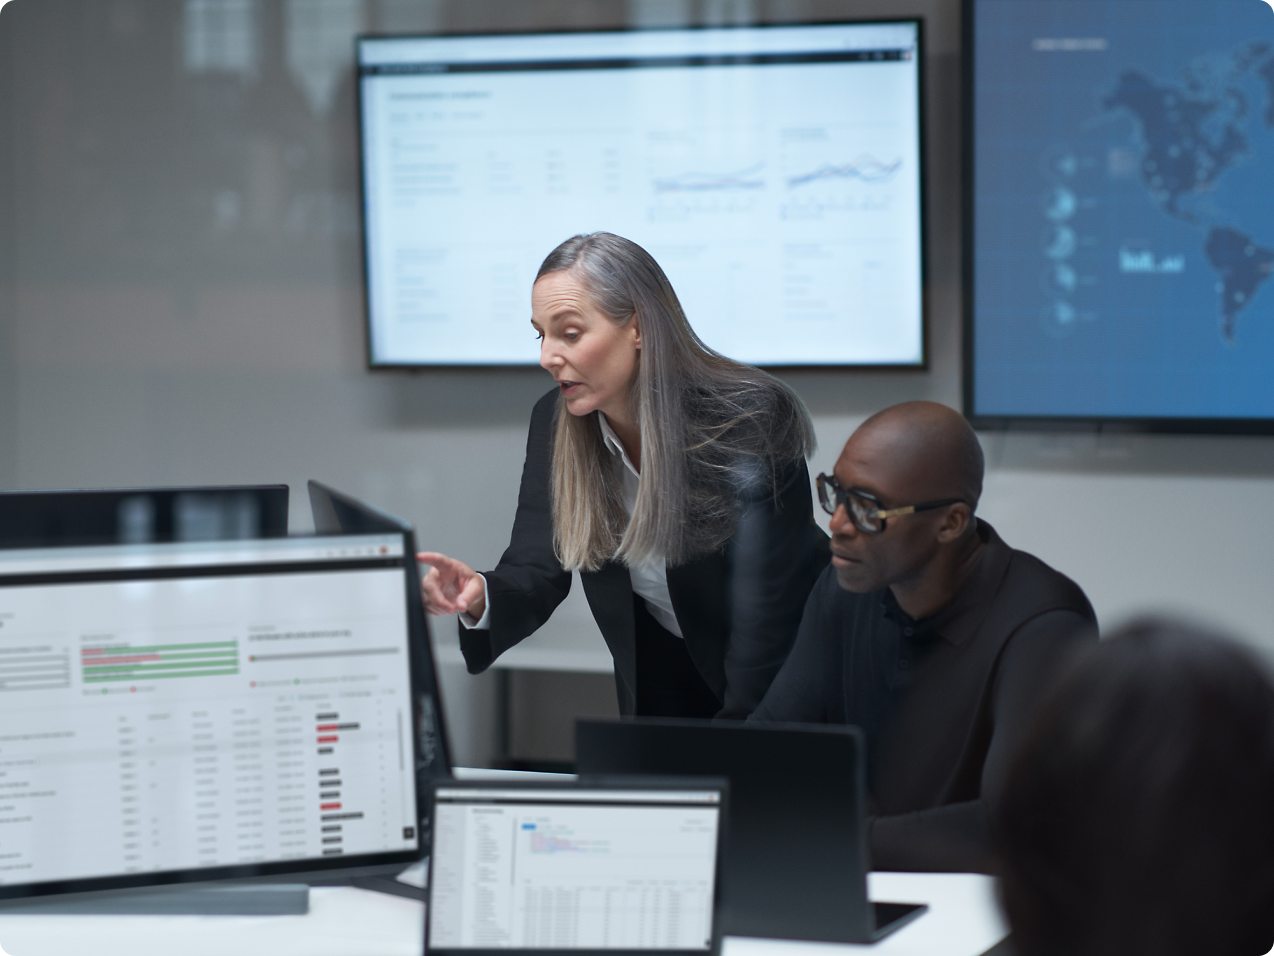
top-left (424, 775), bottom-right (730, 956)
top-left (0, 530), bottom-right (433, 905)
top-left (355, 18), bottom-right (929, 372)
top-left (960, 0), bottom-right (1274, 436)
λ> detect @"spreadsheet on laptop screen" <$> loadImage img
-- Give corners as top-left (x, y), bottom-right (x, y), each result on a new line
top-left (429, 788), bottom-right (722, 950)
top-left (0, 533), bottom-right (419, 888)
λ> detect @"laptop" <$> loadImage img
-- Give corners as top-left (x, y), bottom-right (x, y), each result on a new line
top-left (575, 718), bottom-right (926, 944)
top-left (426, 777), bottom-right (729, 956)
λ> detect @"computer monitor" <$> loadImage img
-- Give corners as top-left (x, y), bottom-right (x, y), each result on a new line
top-left (426, 777), bottom-right (728, 956)
top-left (964, 0), bottom-right (1274, 432)
top-left (357, 21), bottom-right (926, 368)
top-left (0, 485), bottom-right (289, 549)
top-left (0, 531), bottom-right (436, 903)
top-left (575, 718), bottom-right (925, 944)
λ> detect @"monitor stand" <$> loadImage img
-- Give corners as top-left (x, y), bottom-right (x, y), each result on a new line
top-left (0, 862), bottom-right (427, 914)
top-left (0, 884), bottom-right (310, 915)
top-left (343, 858), bottom-right (426, 901)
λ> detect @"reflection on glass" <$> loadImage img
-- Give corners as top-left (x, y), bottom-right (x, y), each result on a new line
top-left (627, 0), bottom-right (694, 29)
top-left (117, 496), bottom-right (157, 544)
top-left (183, 0), bottom-right (259, 81)
top-left (285, 0), bottom-right (366, 115)
top-left (175, 493), bottom-right (262, 541)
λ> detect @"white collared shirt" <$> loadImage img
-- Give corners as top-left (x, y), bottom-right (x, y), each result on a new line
top-left (595, 413), bottom-right (684, 638)
top-left (460, 412), bottom-right (684, 638)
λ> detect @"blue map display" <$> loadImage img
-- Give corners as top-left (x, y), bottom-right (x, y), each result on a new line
top-left (972, 0), bottom-right (1274, 421)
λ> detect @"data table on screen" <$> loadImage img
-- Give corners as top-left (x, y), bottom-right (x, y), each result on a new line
top-left (0, 536), bottom-right (420, 888)
top-left (429, 791), bottom-right (721, 951)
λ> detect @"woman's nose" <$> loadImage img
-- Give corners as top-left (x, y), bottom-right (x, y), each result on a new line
top-left (540, 340), bottom-right (561, 371)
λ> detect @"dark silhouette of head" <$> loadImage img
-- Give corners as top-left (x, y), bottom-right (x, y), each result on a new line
top-left (994, 619), bottom-right (1274, 956)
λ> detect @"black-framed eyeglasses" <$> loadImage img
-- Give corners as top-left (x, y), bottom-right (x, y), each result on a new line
top-left (816, 473), bottom-right (964, 535)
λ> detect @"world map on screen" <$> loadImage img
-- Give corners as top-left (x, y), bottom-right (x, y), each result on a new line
top-left (973, 0), bottom-right (1274, 421)
top-left (1104, 43), bottom-right (1274, 341)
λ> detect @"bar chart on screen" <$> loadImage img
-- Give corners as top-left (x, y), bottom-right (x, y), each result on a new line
top-left (0, 536), bottom-right (420, 886)
top-left (80, 641), bottom-right (240, 684)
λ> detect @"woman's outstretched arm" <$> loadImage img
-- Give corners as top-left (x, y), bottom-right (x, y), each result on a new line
top-left (451, 389), bottom-right (574, 674)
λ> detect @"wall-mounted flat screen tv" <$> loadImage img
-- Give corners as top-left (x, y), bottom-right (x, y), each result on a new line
top-left (965, 0), bottom-right (1274, 432)
top-left (358, 22), bottom-right (925, 368)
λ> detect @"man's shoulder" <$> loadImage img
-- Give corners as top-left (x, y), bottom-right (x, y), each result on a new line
top-left (997, 538), bottom-right (1096, 626)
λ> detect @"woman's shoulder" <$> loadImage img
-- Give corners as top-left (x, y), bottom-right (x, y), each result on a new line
top-left (521, 387), bottom-right (563, 455)
top-left (681, 375), bottom-right (812, 463)
top-left (532, 386), bottom-right (561, 419)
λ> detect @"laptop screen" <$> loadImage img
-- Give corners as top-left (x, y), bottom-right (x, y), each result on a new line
top-left (428, 786), bottom-right (723, 952)
top-left (0, 533), bottom-right (421, 895)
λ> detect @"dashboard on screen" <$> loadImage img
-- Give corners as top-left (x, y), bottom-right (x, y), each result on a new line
top-left (358, 22), bottom-right (925, 367)
top-left (965, 0), bottom-right (1274, 430)
top-left (0, 534), bottom-right (424, 899)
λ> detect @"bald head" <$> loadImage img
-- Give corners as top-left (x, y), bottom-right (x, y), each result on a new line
top-left (828, 402), bottom-right (986, 607)
top-left (846, 402), bottom-right (983, 511)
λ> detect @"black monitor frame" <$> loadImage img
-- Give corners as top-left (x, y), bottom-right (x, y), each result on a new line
top-left (960, 0), bottom-right (1274, 436)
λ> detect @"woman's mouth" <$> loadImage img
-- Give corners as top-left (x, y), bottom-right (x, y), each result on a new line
top-left (559, 381), bottom-right (581, 395)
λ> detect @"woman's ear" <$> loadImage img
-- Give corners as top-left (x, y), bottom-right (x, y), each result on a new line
top-left (630, 313), bottom-right (642, 350)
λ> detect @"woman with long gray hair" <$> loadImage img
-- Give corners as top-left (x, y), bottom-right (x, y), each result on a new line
top-left (420, 233), bottom-right (827, 718)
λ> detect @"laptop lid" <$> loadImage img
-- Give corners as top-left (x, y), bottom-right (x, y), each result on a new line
top-left (576, 719), bottom-right (874, 944)
top-left (426, 777), bottom-right (728, 956)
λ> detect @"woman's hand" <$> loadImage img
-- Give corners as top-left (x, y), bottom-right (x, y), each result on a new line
top-left (417, 551), bottom-right (487, 620)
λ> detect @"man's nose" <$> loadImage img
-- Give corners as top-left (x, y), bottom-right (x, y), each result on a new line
top-left (829, 503), bottom-right (858, 539)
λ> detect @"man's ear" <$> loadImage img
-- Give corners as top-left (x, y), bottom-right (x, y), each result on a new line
top-left (935, 503), bottom-right (972, 544)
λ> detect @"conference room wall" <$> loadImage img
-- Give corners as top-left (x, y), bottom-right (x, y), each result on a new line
top-left (1, 0), bottom-right (1273, 765)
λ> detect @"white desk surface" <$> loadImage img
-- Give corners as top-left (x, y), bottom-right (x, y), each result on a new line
top-left (0, 871), bottom-right (1006, 956)
top-left (0, 768), bottom-right (1008, 956)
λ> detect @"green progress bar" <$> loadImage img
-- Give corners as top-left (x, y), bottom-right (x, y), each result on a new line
top-left (83, 668), bottom-right (240, 683)
top-left (83, 659), bottom-right (241, 676)
top-left (86, 642), bottom-right (237, 655)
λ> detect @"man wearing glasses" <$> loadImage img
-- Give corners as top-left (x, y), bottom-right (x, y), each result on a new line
top-left (751, 401), bottom-right (1095, 873)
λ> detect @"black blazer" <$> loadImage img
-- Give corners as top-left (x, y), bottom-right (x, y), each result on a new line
top-left (459, 388), bottom-right (829, 718)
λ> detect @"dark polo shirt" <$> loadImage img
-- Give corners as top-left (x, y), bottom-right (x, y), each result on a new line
top-left (751, 520), bottom-right (1095, 873)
